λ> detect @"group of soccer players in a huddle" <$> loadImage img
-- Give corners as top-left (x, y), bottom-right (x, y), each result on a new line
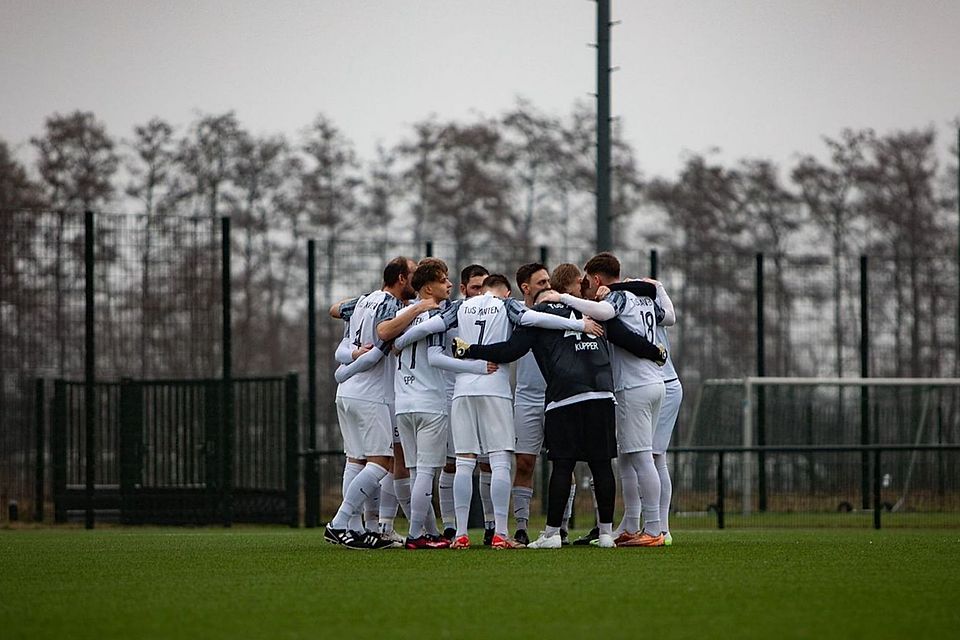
top-left (323, 252), bottom-right (682, 550)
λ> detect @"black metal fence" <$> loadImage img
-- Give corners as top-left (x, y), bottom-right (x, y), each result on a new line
top-left (2, 209), bottom-right (959, 527)
top-left (46, 375), bottom-right (297, 525)
top-left (669, 444), bottom-right (960, 529)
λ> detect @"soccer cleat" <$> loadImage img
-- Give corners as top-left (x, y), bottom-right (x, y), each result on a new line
top-left (573, 527), bottom-right (600, 546)
top-left (323, 524), bottom-right (355, 546)
top-left (514, 529), bottom-right (530, 546)
top-left (442, 527), bottom-right (457, 541)
top-left (379, 529), bottom-right (405, 546)
top-left (345, 530), bottom-right (401, 550)
top-left (451, 337), bottom-right (471, 359)
top-left (491, 534), bottom-right (525, 549)
top-left (450, 535), bottom-right (471, 549)
top-left (424, 534), bottom-right (451, 548)
top-left (613, 531), bottom-right (640, 546)
top-left (560, 529), bottom-right (570, 546)
top-left (595, 533), bottom-right (615, 548)
top-left (405, 535), bottom-right (450, 550)
top-left (618, 532), bottom-right (665, 548)
top-left (483, 526), bottom-right (495, 546)
top-left (526, 532), bottom-right (562, 549)
top-left (663, 531), bottom-right (673, 547)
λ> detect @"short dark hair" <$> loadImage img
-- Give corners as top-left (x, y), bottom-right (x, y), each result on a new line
top-left (550, 263), bottom-right (581, 292)
top-left (460, 264), bottom-right (489, 286)
top-left (583, 252), bottom-right (620, 279)
top-left (411, 261), bottom-right (448, 291)
top-left (482, 274), bottom-right (511, 293)
top-left (515, 262), bottom-right (548, 290)
top-left (383, 256), bottom-right (413, 286)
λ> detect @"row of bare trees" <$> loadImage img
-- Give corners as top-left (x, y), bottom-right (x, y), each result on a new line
top-left (1, 102), bottom-right (958, 384)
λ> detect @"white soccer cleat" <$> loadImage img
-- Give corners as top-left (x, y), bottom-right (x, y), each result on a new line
top-left (379, 529), bottom-right (405, 548)
top-left (595, 533), bottom-right (615, 548)
top-left (526, 532), bottom-right (562, 549)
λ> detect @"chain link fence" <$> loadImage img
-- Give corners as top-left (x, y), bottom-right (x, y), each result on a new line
top-left (2, 210), bottom-right (958, 525)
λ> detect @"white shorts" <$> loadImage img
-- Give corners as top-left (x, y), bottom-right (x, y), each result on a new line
top-left (514, 403), bottom-right (545, 456)
top-left (396, 412), bottom-right (449, 469)
top-left (653, 380), bottom-right (683, 454)
top-left (335, 396), bottom-right (393, 458)
top-left (450, 396), bottom-right (515, 455)
top-left (615, 382), bottom-right (665, 454)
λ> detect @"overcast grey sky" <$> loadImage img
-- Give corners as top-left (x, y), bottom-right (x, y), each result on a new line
top-left (2, 0), bottom-right (959, 178)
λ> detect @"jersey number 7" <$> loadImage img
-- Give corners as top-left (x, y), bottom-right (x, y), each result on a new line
top-left (475, 319), bottom-right (487, 344)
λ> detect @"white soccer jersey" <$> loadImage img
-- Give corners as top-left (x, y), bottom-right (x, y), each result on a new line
top-left (452, 292), bottom-right (526, 400)
top-left (394, 309), bottom-right (448, 415)
top-left (335, 290), bottom-right (398, 403)
top-left (606, 290), bottom-right (662, 390)
top-left (515, 350), bottom-right (546, 407)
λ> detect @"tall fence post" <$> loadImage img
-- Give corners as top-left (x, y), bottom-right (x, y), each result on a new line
top-left (34, 378), bottom-right (45, 522)
top-left (84, 210), bottom-right (96, 530)
top-left (872, 447), bottom-right (882, 530)
top-left (649, 249), bottom-right (658, 280)
top-left (285, 372), bottom-right (300, 528)
top-left (221, 216), bottom-right (233, 527)
top-left (425, 240), bottom-right (433, 258)
top-left (539, 245), bottom-right (549, 266)
top-left (860, 255), bottom-right (871, 510)
top-left (305, 240), bottom-right (319, 528)
top-left (716, 451), bottom-right (725, 530)
top-left (52, 380), bottom-right (66, 523)
top-left (755, 253), bottom-right (766, 512)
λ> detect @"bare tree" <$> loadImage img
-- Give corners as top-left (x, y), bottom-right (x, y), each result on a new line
top-left (31, 111), bottom-right (118, 376)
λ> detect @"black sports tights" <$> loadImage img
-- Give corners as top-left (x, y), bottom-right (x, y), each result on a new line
top-left (547, 458), bottom-right (615, 527)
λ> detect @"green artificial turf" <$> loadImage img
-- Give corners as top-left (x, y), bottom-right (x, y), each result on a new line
top-left (1, 526), bottom-right (958, 639)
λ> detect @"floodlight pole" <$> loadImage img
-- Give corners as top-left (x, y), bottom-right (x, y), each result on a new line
top-left (595, 0), bottom-right (612, 252)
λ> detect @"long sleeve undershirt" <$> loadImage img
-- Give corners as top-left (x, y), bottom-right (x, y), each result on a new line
top-left (334, 345), bottom-right (386, 384)
top-left (426, 346), bottom-right (488, 375)
top-left (558, 293), bottom-right (617, 321)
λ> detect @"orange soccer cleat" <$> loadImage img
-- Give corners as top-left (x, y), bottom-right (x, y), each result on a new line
top-left (450, 535), bottom-right (471, 549)
top-left (618, 531), bottom-right (665, 547)
top-left (490, 534), bottom-right (526, 549)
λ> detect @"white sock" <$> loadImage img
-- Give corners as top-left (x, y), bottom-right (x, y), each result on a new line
top-left (512, 486), bottom-right (534, 531)
top-left (599, 522), bottom-right (613, 536)
top-left (488, 451), bottom-right (512, 537)
top-left (423, 502), bottom-right (440, 537)
top-left (363, 486), bottom-right (379, 532)
top-left (408, 467), bottom-right (436, 539)
top-left (655, 454), bottom-right (671, 533)
top-left (342, 461), bottom-right (365, 532)
top-left (438, 468), bottom-right (456, 530)
top-left (618, 453), bottom-right (641, 533)
top-left (378, 472), bottom-right (398, 532)
top-left (454, 457), bottom-right (476, 537)
top-left (544, 525), bottom-right (561, 538)
top-left (394, 475), bottom-right (412, 522)
top-left (561, 482), bottom-right (576, 530)
top-left (479, 470), bottom-right (494, 529)
top-left (332, 463), bottom-right (388, 530)
top-left (629, 451), bottom-right (662, 536)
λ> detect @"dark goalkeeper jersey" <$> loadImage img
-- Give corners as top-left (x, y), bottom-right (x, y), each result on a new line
top-left (467, 302), bottom-right (635, 411)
